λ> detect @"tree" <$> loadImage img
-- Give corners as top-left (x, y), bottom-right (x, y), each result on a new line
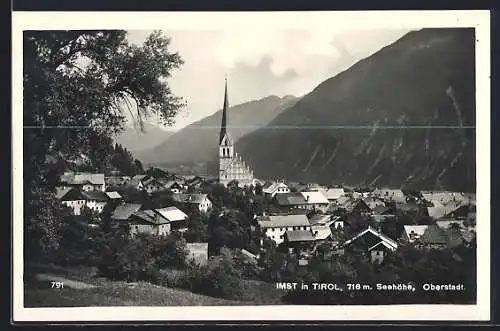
top-left (24, 30), bottom-right (184, 266)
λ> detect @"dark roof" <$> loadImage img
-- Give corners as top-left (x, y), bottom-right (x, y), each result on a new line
top-left (56, 187), bottom-right (85, 201)
top-left (112, 203), bottom-right (142, 220)
top-left (285, 230), bottom-right (315, 242)
top-left (82, 190), bottom-right (108, 202)
top-left (275, 192), bottom-right (307, 206)
top-left (419, 225), bottom-right (447, 245)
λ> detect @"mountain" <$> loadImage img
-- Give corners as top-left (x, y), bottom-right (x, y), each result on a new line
top-left (138, 95), bottom-right (298, 165)
top-left (114, 122), bottom-right (174, 155)
top-left (237, 28), bottom-right (476, 192)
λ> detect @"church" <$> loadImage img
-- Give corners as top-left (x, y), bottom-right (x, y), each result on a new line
top-left (218, 79), bottom-right (255, 187)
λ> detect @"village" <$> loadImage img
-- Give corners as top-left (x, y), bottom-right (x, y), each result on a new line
top-left (55, 167), bottom-right (477, 266)
top-left (53, 79), bottom-right (477, 280)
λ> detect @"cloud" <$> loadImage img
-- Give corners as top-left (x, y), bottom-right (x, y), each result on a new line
top-left (125, 28), bottom-right (412, 130)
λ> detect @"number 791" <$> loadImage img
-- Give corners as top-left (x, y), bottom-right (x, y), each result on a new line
top-left (51, 281), bottom-right (64, 289)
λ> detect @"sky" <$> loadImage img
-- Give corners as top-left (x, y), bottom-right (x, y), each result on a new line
top-left (126, 28), bottom-right (411, 131)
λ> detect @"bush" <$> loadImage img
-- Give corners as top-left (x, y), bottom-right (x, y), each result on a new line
top-left (178, 249), bottom-right (244, 300)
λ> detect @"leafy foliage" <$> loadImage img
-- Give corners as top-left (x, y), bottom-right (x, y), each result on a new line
top-left (24, 30), bottom-right (184, 267)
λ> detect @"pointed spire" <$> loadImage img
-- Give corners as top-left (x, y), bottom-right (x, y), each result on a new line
top-left (219, 76), bottom-right (229, 145)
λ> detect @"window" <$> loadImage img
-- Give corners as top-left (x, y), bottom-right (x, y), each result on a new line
top-left (280, 235), bottom-right (284, 239)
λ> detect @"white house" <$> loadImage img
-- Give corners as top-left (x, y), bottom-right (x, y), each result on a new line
top-left (172, 193), bottom-right (212, 213)
top-left (257, 214), bottom-right (311, 245)
top-left (263, 182), bottom-right (290, 198)
top-left (56, 187), bottom-right (86, 215)
top-left (344, 226), bottom-right (398, 264)
top-left (154, 206), bottom-right (189, 231)
top-left (301, 191), bottom-right (330, 212)
top-left (82, 191), bottom-right (108, 214)
top-left (59, 172), bottom-right (106, 192)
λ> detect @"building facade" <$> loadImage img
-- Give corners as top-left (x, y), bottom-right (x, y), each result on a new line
top-left (218, 79), bottom-right (254, 187)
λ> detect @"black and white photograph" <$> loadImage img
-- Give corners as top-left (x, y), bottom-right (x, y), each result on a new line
top-left (12, 10), bottom-right (490, 321)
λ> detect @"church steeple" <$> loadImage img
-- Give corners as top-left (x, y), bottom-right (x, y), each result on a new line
top-left (219, 77), bottom-right (229, 145)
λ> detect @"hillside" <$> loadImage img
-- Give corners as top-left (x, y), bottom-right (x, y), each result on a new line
top-left (138, 95), bottom-right (298, 165)
top-left (237, 28), bottom-right (476, 192)
top-left (114, 122), bottom-right (174, 155)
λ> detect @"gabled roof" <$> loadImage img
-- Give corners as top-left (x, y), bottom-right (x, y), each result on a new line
top-left (143, 177), bottom-right (163, 187)
top-left (56, 187), bottom-right (85, 201)
top-left (419, 224), bottom-right (447, 245)
top-left (263, 182), bottom-right (289, 195)
top-left (404, 225), bottom-right (429, 243)
top-left (82, 190), bottom-right (108, 202)
top-left (344, 226), bottom-right (398, 250)
top-left (155, 207), bottom-right (188, 222)
top-left (56, 187), bottom-right (73, 200)
top-left (285, 230), bottom-right (315, 242)
top-left (301, 191), bottom-right (329, 204)
top-left (368, 240), bottom-right (395, 252)
top-left (275, 192), bottom-right (307, 206)
top-left (131, 210), bottom-right (166, 225)
top-left (172, 193), bottom-right (210, 204)
top-left (320, 188), bottom-right (345, 200)
top-left (112, 203), bottom-right (142, 221)
top-left (258, 214), bottom-right (310, 228)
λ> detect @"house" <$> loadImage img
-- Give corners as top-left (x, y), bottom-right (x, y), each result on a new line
top-left (274, 192), bottom-right (309, 210)
top-left (421, 191), bottom-right (466, 206)
top-left (263, 182), bottom-right (290, 198)
top-left (343, 226), bottom-right (398, 264)
top-left (363, 198), bottom-right (385, 211)
top-left (320, 188), bottom-right (345, 201)
top-left (56, 187), bottom-right (86, 215)
top-left (105, 176), bottom-right (130, 187)
top-left (142, 177), bottom-right (165, 194)
top-left (111, 203), bottom-right (143, 221)
top-left (257, 214), bottom-right (311, 245)
top-left (368, 241), bottom-right (395, 264)
top-left (128, 174), bottom-right (150, 190)
top-left (403, 225), bottom-right (429, 244)
top-left (426, 202), bottom-right (463, 219)
top-left (171, 193), bottom-right (212, 213)
top-left (128, 209), bottom-right (171, 237)
top-left (371, 204), bottom-right (393, 216)
top-left (414, 224), bottom-right (448, 250)
top-left (82, 191), bottom-right (108, 214)
top-left (284, 230), bottom-right (316, 253)
top-left (301, 191), bottom-right (330, 212)
top-left (59, 172), bottom-right (106, 192)
top-left (184, 176), bottom-right (205, 189)
top-left (163, 181), bottom-right (184, 194)
top-left (341, 199), bottom-right (372, 215)
top-left (155, 206), bottom-right (189, 231)
top-left (373, 188), bottom-right (406, 203)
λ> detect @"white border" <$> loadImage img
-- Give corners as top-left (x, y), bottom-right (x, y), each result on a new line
top-left (12, 10), bottom-right (491, 322)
